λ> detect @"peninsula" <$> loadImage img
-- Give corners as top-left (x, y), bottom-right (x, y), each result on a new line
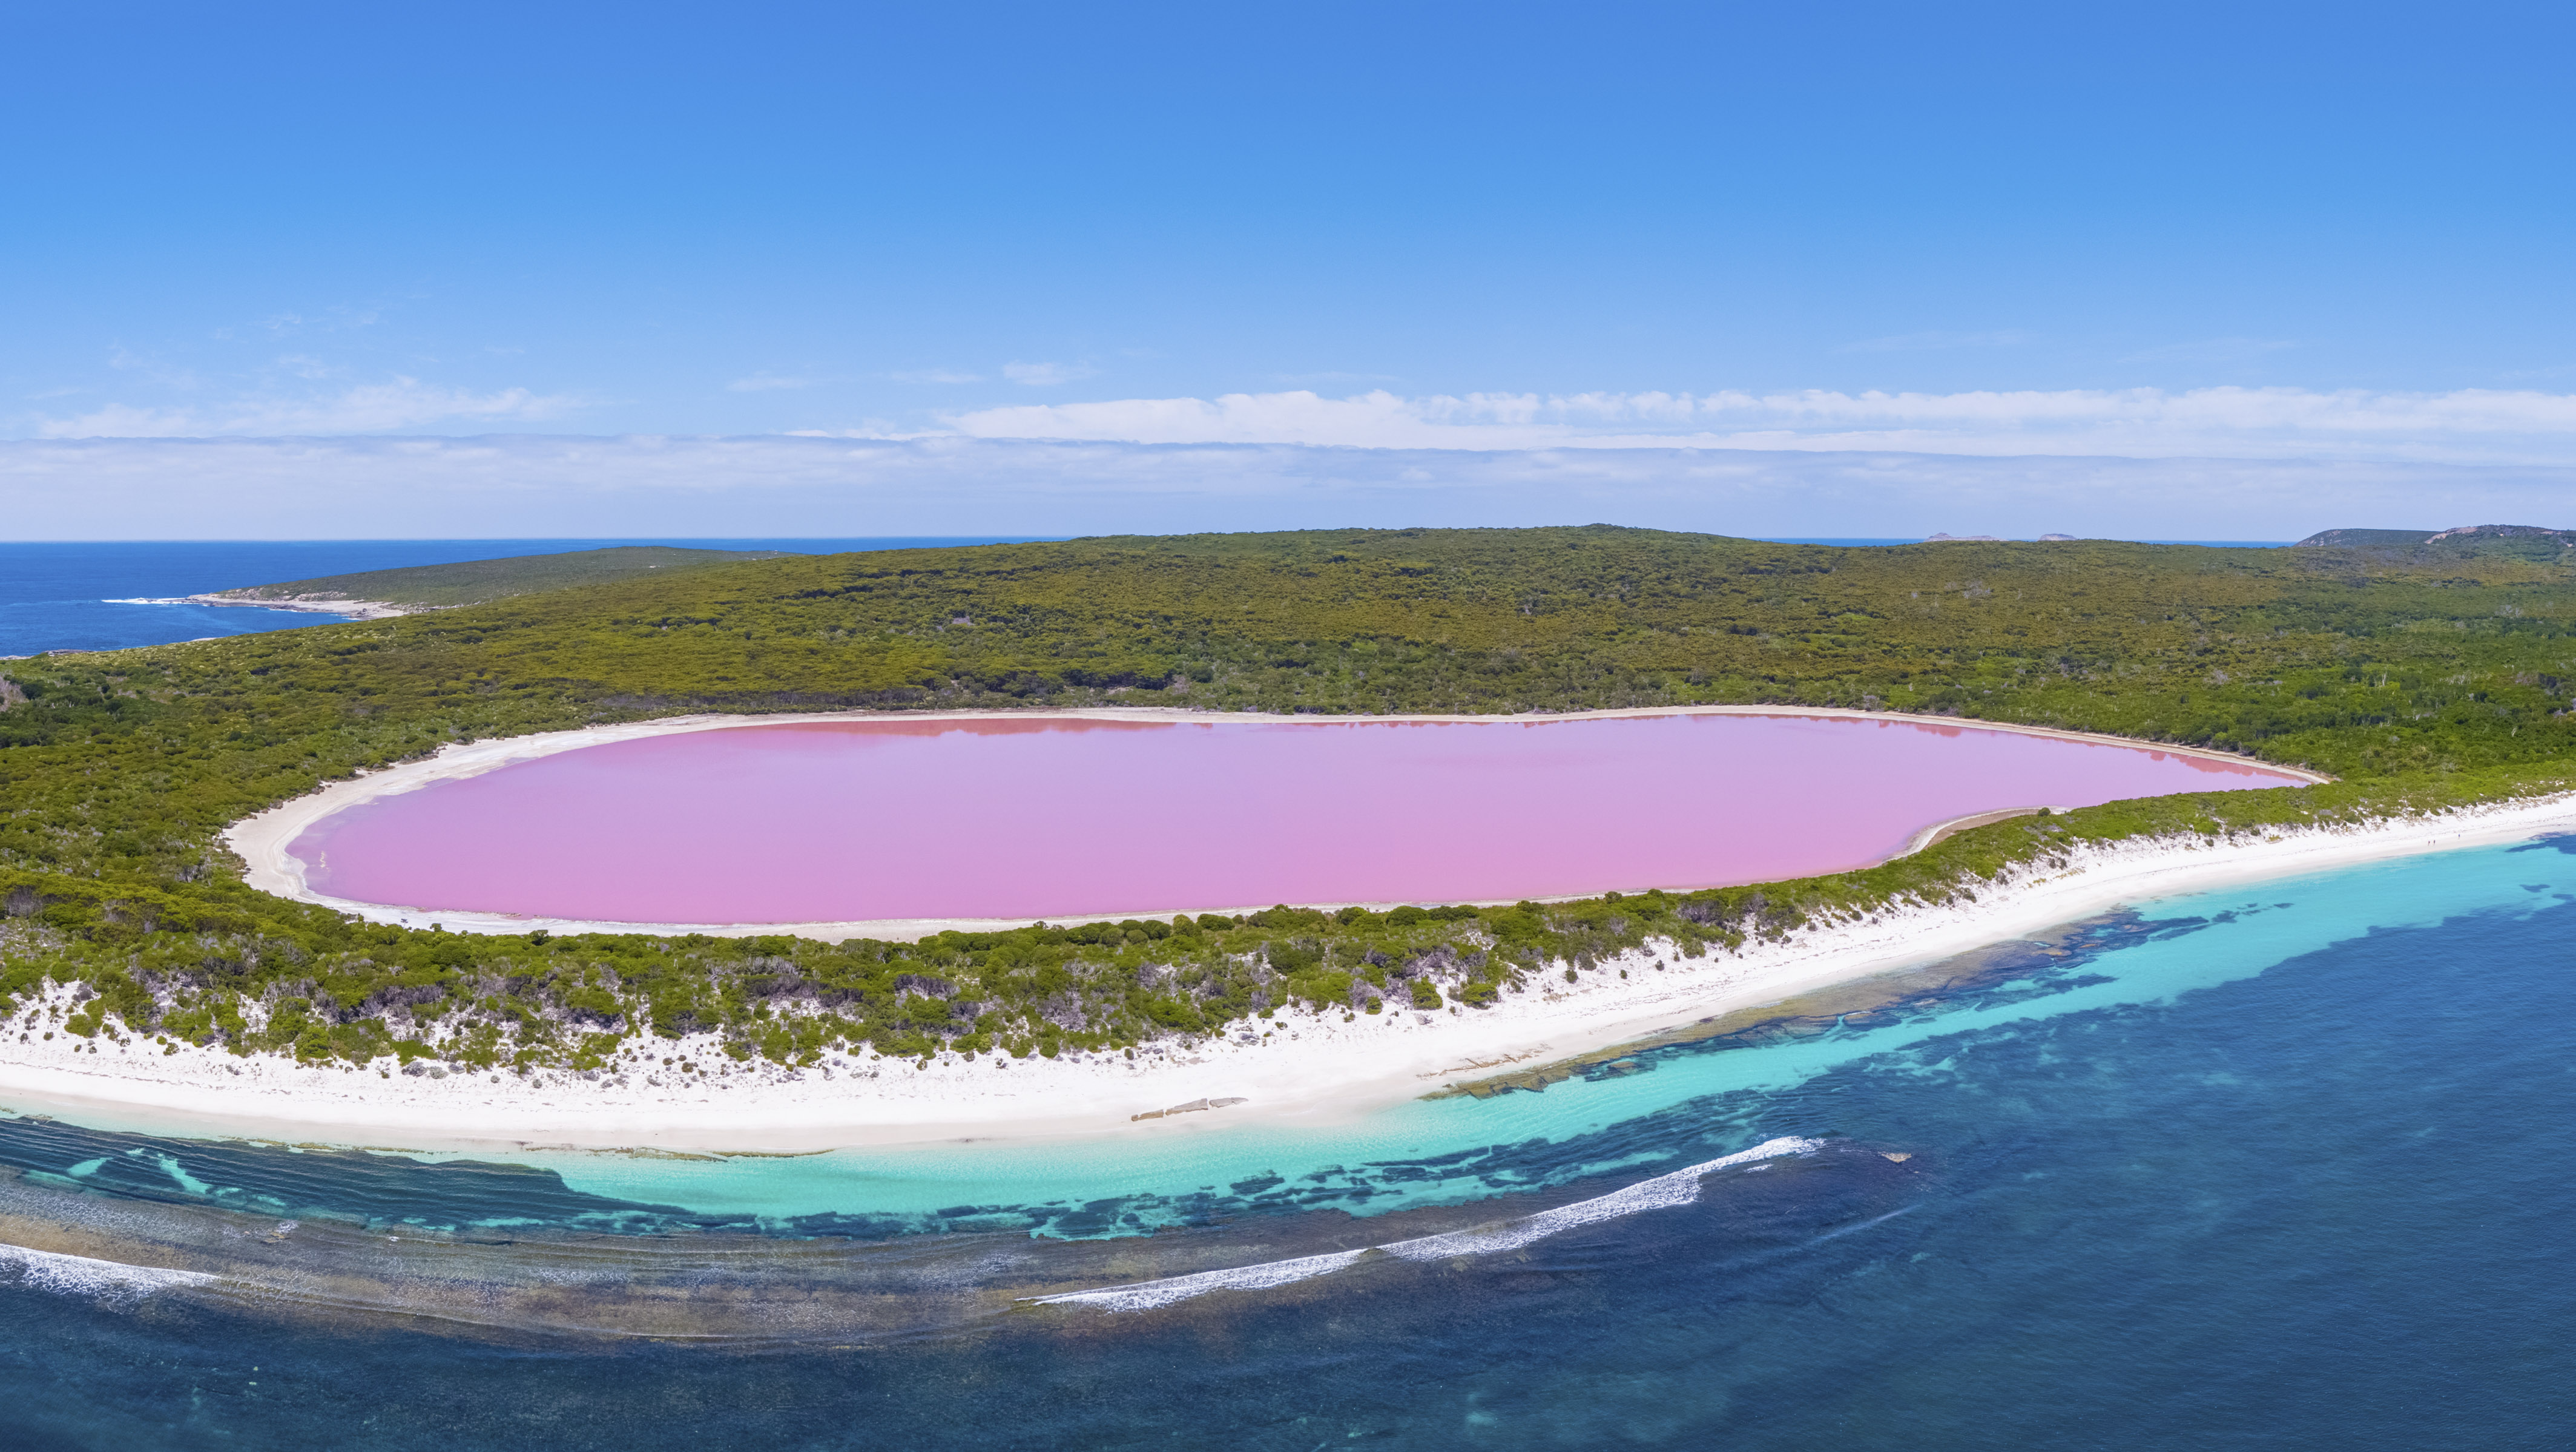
top-left (186, 544), bottom-right (794, 619)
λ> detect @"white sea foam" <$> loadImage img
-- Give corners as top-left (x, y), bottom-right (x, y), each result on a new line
top-left (1028, 1136), bottom-right (1824, 1313)
top-left (1379, 1136), bottom-right (1823, 1262)
top-left (0, 1241), bottom-right (219, 1304)
top-left (1030, 1249), bottom-right (1372, 1312)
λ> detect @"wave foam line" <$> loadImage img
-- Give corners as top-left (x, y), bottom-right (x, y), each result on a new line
top-left (1029, 1135), bottom-right (1822, 1313)
top-left (0, 1241), bottom-right (220, 1305)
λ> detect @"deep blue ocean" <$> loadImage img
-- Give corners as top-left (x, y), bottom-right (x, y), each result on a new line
top-left (1, 540), bottom-right (2559, 1451)
top-left (0, 539), bottom-right (1050, 657)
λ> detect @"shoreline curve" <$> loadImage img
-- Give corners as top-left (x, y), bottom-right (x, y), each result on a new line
top-left (4, 789), bottom-right (2557, 1155)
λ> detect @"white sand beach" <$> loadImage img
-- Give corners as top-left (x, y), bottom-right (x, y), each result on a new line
top-left (184, 592), bottom-right (411, 620)
top-left (7, 775), bottom-right (2563, 1155)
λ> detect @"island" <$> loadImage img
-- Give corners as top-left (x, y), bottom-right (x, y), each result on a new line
top-left (2, 525), bottom-right (2571, 1148)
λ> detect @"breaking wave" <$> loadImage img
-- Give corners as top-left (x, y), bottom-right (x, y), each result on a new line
top-left (0, 1241), bottom-right (217, 1306)
top-left (1029, 1135), bottom-right (1823, 1312)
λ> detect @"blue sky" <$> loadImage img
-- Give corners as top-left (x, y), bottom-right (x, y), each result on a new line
top-left (6, 2), bottom-right (2573, 536)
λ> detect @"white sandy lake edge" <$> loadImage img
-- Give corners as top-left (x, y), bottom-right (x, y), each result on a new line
top-left (220, 703), bottom-right (2328, 940)
top-left (6, 790), bottom-right (2566, 1155)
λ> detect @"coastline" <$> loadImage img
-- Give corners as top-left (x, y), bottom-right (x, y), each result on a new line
top-left (222, 703), bottom-right (2330, 941)
top-left (15, 788), bottom-right (2566, 1154)
top-left (182, 593), bottom-right (410, 620)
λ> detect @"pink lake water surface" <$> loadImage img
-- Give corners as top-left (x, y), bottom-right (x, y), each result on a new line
top-left (289, 714), bottom-right (2310, 925)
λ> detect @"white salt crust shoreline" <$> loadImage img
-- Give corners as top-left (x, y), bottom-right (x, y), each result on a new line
top-left (220, 704), bottom-right (2328, 942)
top-left (6, 789), bottom-right (2565, 1155)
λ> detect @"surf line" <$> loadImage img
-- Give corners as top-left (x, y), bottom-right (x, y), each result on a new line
top-left (1026, 1135), bottom-right (1826, 1313)
top-left (0, 1241), bottom-right (220, 1305)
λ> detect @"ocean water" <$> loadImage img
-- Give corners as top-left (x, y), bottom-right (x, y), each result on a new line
top-left (0, 539), bottom-right (1049, 657)
top-left (0, 839), bottom-right (2570, 1447)
top-left (291, 713), bottom-right (2304, 925)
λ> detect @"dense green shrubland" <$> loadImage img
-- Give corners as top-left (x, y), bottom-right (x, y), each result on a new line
top-left (4, 525), bottom-right (2575, 1073)
top-left (209, 544), bottom-right (790, 610)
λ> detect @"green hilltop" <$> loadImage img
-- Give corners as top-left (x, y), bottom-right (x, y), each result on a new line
top-left (208, 544), bottom-right (796, 611)
top-left (3, 526), bottom-right (2574, 1074)
top-left (2296, 524), bottom-right (2576, 565)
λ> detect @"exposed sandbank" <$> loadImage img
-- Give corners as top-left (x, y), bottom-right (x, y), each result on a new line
top-left (221, 705), bottom-right (2328, 942)
top-left (8, 789), bottom-right (2561, 1155)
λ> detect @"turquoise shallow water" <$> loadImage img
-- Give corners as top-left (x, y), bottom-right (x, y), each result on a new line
top-left (206, 841), bottom-right (2566, 1227)
top-left (1, 836), bottom-right (2572, 1447)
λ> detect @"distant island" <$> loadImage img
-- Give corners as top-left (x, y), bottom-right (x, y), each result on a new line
top-left (2, 525), bottom-right (2572, 1140)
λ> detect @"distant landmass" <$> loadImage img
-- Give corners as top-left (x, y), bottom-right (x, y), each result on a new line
top-left (2295, 524), bottom-right (2574, 564)
top-left (194, 545), bottom-right (798, 618)
top-left (1920, 533), bottom-right (2090, 542)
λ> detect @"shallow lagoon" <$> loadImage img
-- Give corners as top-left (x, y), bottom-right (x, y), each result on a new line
top-left (291, 712), bottom-right (2304, 925)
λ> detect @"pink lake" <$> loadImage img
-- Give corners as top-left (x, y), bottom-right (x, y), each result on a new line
top-left (288, 714), bottom-right (2310, 926)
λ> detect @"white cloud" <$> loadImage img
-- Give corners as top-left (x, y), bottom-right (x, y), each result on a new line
top-left (927, 386), bottom-right (2576, 466)
top-left (247, 306), bottom-right (383, 338)
top-left (725, 373), bottom-right (816, 392)
top-left (29, 377), bottom-right (581, 439)
top-left (1838, 330), bottom-right (2038, 353)
top-left (2120, 337), bottom-right (2299, 364)
top-left (1002, 360), bottom-right (1098, 387)
top-left (4, 433), bottom-right (2569, 542)
top-left (103, 346), bottom-right (200, 390)
top-left (1273, 370), bottom-right (1405, 385)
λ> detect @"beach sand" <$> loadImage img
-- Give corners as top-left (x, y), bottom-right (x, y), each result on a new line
top-left (7, 780), bottom-right (2563, 1154)
top-left (183, 592), bottom-right (410, 620)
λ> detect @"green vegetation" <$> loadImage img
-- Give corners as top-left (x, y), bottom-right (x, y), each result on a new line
top-left (5, 525), bottom-right (2575, 1074)
top-left (208, 545), bottom-right (795, 611)
top-left (2295, 523), bottom-right (2576, 566)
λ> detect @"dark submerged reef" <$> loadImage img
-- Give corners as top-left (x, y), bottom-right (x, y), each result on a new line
top-left (3, 525), bottom-right (2575, 1073)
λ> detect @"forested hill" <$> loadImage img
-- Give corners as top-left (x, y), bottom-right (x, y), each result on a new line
top-left (88, 524), bottom-right (2576, 781)
top-left (206, 544), bottom-right (794, 611)
top-left (2295, 524), bottom-right (2575, 563)
top-left (2, 526), bottom-right (2574, 1073)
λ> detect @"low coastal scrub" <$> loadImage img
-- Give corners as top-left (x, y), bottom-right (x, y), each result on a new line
top-left (208, 544), bottom-right (791, 613)
top-left (4, 526), bottom-right (2574, 1074)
